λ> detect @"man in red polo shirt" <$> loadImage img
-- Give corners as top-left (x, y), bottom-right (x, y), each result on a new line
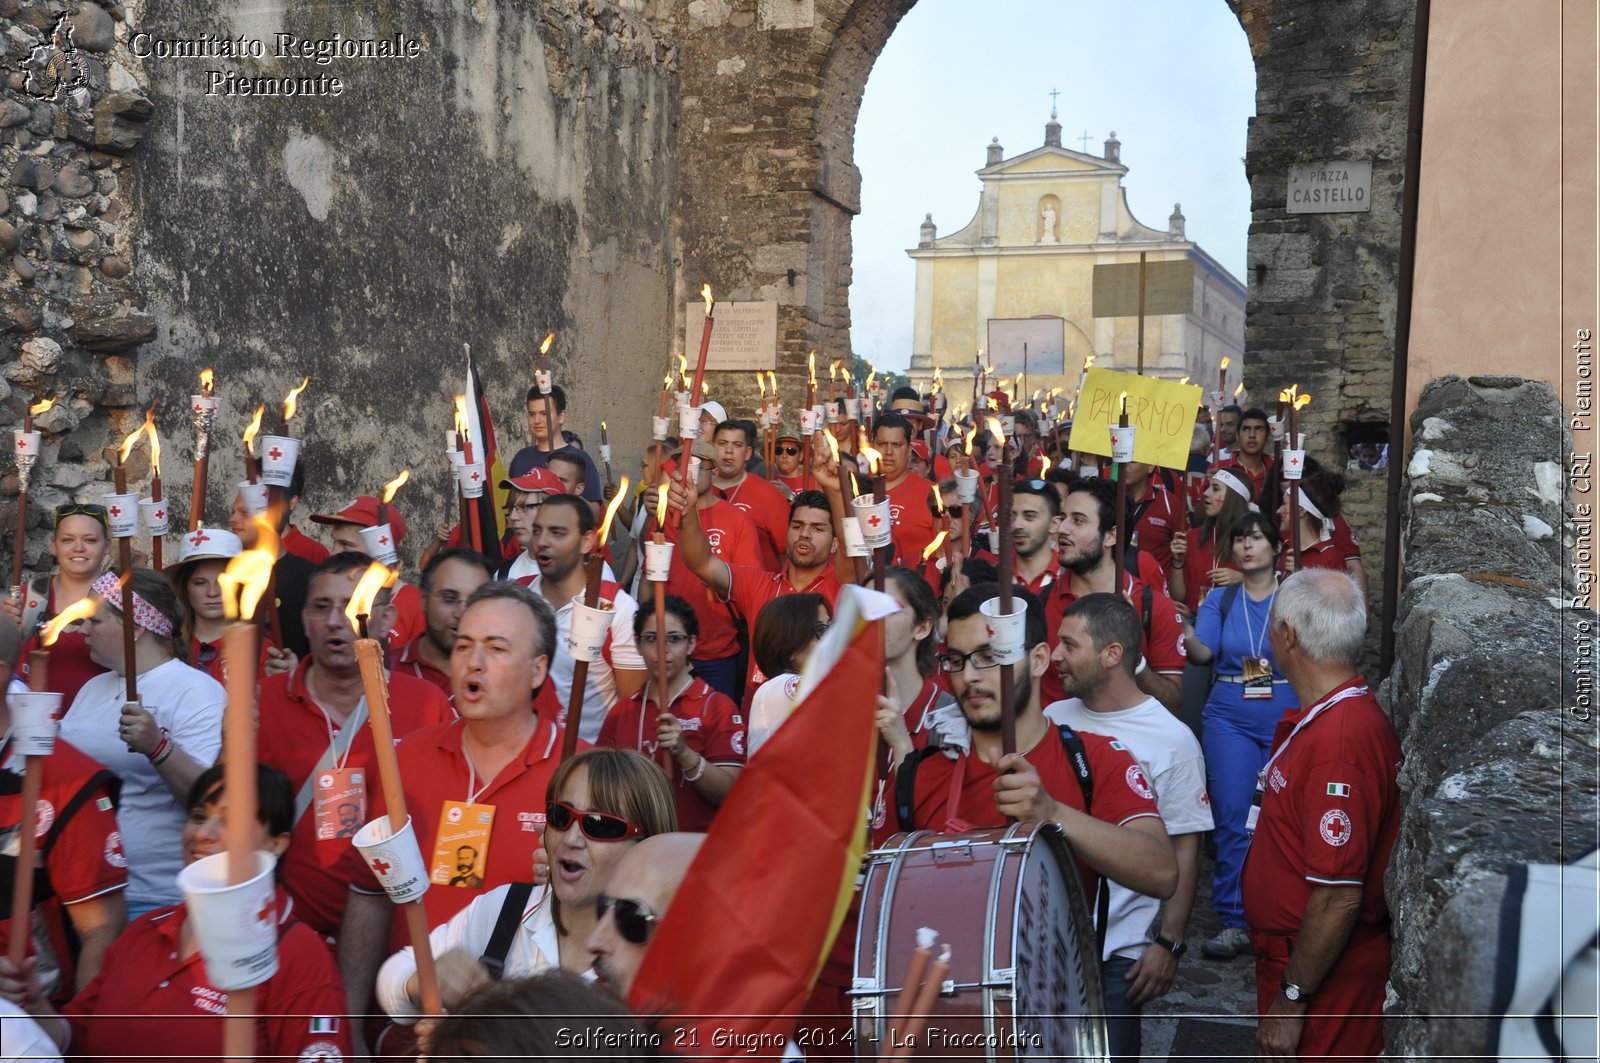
top-left (887, 584), bottom-right (1177, 911)
top-left (256, 554), bottom-right (452, 939)
top-left (1011, 479), bottom-right (1061, 594)
top-left (598, 594), bottom-right (744, 832)
top-left (1121, 461), bottom-right (1183, 577)
top-left (310, 496), bottom-right (426, 645)
top-left (1043, 477), bottom-right (1186, 711)
top-left (711, 419), bottom-right (790, 571)
top-left (651, 441), bottom-right (761, 702)
top-left (873, 413), bottom-right (937, 567)
top-left (393, 546), bottom-right (496, 702)
top-left (337, 580), bottom-right (572, 1034)
top-left (1222, 408), bottom-right (1274, 502)
top-left (1245, 570), bottom-right (1401, 1062)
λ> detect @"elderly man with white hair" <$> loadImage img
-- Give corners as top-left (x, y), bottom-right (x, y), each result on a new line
top-left (1242, 569), bottom-right (1402, 1062)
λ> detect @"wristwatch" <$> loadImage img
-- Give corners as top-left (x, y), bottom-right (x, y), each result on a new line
top-left (1153, 933), bottom-right (1186, 957)
top-left (1279, 979), bottom-right (1313, 1003)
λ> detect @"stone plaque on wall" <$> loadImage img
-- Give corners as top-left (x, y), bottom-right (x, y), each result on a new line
top-left (685, 300), bottom-right (778, 371)
top-left (1287, 160), bottom-right (1372, 214)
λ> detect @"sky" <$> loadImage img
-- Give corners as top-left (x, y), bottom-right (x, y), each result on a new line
top-left (850, 0), bottom-right (1257, 372)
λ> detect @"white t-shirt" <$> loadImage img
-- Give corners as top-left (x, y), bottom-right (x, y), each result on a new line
top-left (1045, 695), bottom-right (1213, 962)
top-left (0, 997), bottom-right (61, 1062)
top-left (59, 658), bottom-right (225, 908)
top-left (508, 552), bottom-right (616, 585)
top-left (747, 673), bottom-right (803, 756)
top-left (522, 573), bottom-right (644, 743)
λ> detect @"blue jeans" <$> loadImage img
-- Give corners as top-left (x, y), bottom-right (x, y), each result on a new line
top-left (691, 655), bottom-right (740, 702)
top-left (1202, 682), bottom-right (1297, 927)
top-left (1101, 955), bottom-right (1140, 1063)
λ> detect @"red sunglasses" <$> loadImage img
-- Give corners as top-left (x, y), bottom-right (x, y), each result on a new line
top-left (546, 801), bottom-right (645, 842)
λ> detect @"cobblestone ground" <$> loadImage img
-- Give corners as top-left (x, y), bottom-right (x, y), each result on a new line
top-left (1141, 850), bottom-right (1260, 1061)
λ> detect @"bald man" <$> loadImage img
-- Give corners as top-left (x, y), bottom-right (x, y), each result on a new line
top-left (585, 832), bottom-right (704, 998)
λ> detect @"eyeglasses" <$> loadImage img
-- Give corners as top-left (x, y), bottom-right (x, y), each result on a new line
top-left (775, 445), bottom-right (802, 456)
top-left (936, 647), bottom-right (1002, 673)
top-left (597, 893), bottom-right (660, 946)
top-left (638, 632), bottom-right (691, 647)
top-left (545, 801), bottom-right (645, 842)
top-left (813, 622), bottom-right (830, 640)
top-left (53, 503), bottom-right (107, 529)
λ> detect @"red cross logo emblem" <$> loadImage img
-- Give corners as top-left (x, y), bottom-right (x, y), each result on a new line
top-left (189, 531), bottom-right (210, 547)
top-left (15, 438), bottom-right (25, 450)
top-left (154, 508), bottom-right (165, 521)
top-left (470, 471), bottom-right (482, 483)
top-left (108, 505), bottom-right (122, 518)
top-left (985, 623), bottom-right (995, 639)
top-left (108, 837), bottom-right (123, 861)
top-left (378, 535), bottom-right (390, 546)
top-left (193, 403), bottom-right (202, 412)
top-left (369, 857), bottom-right (391, 876)
top-left (866, 514), bottom-right (882, 528)
top-left (257, 896), bottom-right (275, 923)
top-left (268, 447), bottom-right (283, 461)
top-left (1288, 455), bottom-right (1302, 469)
top-left (1319, 809), bottom-right (1352, 847)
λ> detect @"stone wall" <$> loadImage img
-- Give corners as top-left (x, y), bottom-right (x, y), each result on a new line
top-left (1, 0), bottom-right (677, 567)
top-left (1382, 375), bottom-right (1594, 1059)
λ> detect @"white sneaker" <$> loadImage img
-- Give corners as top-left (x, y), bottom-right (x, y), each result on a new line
top-left (1200, 926), bottom-right (1252, 959)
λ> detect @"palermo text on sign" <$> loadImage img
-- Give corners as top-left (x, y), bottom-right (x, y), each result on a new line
top-left (1065, 368), bottom-right (1203, 471)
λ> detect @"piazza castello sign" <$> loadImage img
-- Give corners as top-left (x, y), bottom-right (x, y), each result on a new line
top-left (1287, 160), bottom-right (1372, 214)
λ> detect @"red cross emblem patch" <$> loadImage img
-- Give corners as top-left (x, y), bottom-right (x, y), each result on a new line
top-left (1319, 809), bottom-right (1352, 847)
top-left (268, 447), bottom-right (283, 461)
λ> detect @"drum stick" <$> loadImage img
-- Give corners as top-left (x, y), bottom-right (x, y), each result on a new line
top-left (894, 944), bottom-right (952, 1055)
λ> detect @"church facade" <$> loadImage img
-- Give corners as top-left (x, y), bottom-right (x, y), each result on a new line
top-left (905, 114), bottom-right (1245, 409)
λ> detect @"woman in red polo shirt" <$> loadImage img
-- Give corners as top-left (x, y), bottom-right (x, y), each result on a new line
top-left (1278, 470), bottom-right (1356, 576)
top-left (1169, 470), bottom-right (1255, 616)
top-left (2, 503), bottom-right (112, 704)
top-left (21, 763), bottom-right (352, 1062)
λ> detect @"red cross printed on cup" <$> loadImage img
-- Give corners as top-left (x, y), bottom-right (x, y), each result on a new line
top-left (15, 438), bottom-right (25, 450)
top-left (369, 857), bottom-right (391, 876)
top-left (154, 508), bottom-right (165, 521)
top-left (985, 623), bottom-right (995, 639)
top-left (378, 535), bottom-right (390, 547)
top-left (866, 514), bottom-right (882, 529)
top-left (470, 471), bottom-right (482, 483)
top-left (108, 505), bottom-right (122, 519)
top-left (189, 530), bottom-right (210, 548)
top-left (268, 447), bottom-right (283, 462)
top-left (257, 896), bottom-right (276, 924)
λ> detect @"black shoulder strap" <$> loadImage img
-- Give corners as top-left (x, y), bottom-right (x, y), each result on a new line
top-left (1057, 725), bottom-right (1110, 958)
top-left (893, 741), bottom-right (949, 833)
top-left (479, 881), bottom-right (535, 980)
top-left (1141, 584), bottom-right (1153, 643)
top-left (1219, 582), bottom-right (1242, 625)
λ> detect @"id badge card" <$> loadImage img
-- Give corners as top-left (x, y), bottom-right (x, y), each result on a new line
top-left (313, 769), bottom-right (367, 840)
top-left (1241, 655), bottom-right (1274, 699)
top-left (430, 800), bottom-right (496, 887)
top-left (1246, 791), bottom-right (1263, 833)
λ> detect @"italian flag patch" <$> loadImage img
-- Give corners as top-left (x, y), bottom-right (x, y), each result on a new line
top-left (1327, 783), bottom-right (1351, 797)
top-left (308, 1017), bottom-right (340, 1034)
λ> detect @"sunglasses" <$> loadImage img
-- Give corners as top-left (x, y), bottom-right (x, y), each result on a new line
top-left (545, 801), bottom-right (645, 842)
top-left (775, 445), bottom-right (802, 456)
top-left (597, 893), bottom-right (660, 946)
top-left (53, 503), bottom-right (107, 529)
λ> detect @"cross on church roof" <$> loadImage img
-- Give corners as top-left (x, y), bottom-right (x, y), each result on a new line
top-left (1078, 130), bottom-right (1093, 152)
top-left (1048, 87), bottom-right (1060, 118)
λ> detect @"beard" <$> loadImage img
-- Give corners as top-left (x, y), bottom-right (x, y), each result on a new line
top-left (962, 663), bottom-right (1033, 732)
top-left (1061, 535), bottom-right (1106, 577)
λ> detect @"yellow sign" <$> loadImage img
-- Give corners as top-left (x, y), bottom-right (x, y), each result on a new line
top-left (1066, 368), bottom-right (1203, 471)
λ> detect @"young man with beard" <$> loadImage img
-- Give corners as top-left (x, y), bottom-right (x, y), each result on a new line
top-left (887, 584), bottom-right (1176, 914)
top-left (1223, 408), bottom-right (1275, 502)
top-left (523, 495), bottom-right (646, 741)
top-left (393, 547), bottom-right (496, 702)
top-left (1045, 594), bottom-right (1212, 1063)
top-left (872, 412), bottom-right (937, 566)
top-left (1214, 404), bottom-right (1242, 463)
top-left (338, 581), bottom-right (573, 1048)
top-left (1120, 461), bottom-right (1184, 578)
top-left (710, 420), bottom-right (790, 570)
top-left (1010, 479), bottom-right (1062, 593)
top-left (256, 553), bottom-right (453, 940)
top-left (1042, 477), bottom-right (1187, 711)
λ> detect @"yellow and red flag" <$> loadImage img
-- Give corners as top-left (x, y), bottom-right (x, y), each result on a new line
top-left (628, 585), bottom-right (894, 1051)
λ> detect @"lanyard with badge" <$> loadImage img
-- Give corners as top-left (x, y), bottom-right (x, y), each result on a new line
top-left (430, 753), bottom-right (497, 887)
top-left (311, 701), bottom-right (370, 841)
top-left (1245, 684), bottom-right (1369, 834)
top-left (1238, 583), bottom-right (1277, 700)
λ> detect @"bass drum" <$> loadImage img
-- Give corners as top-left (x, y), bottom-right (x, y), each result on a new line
top-left (851, 822), bottom-right (1105, 1061)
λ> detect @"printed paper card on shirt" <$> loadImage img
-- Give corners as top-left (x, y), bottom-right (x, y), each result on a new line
top-left (430, 800), bottom-right (495, 887)
top-left (1065, 368), bottom-right (1202, 471)
top-left (313, 769), bottom-right (367, 841)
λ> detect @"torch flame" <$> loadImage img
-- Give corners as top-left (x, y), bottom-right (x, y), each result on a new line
top-left (382, 470), bottom-right (410, 505)
top-left (656, 482), bottom-right (670, 526)
top-left (1178, 376), bottom-right (1190, 386)
top-left (282, 377), bottom-right (310, 423)
top-left (539, 332), bottom-right (556, 356)
top-left (766, 371), bottom-right (776, 394)
top-left (701, 284), bottom-right (714, 314)
top-left (221, 519), bottom-right (279, 622)
top-left (117, 421), bottom-right (145, 464)
top-left (860, 445), bottom-right (883, 476)
top-left (662, 373), bottom-right (673, 390)
top-left (1233, 383), bottom-right (1245, 399)
top-left (866, 370), bottom-right (877, 391)
top-left (822, 429), bottom-right (839, 463)
top-left (342, 561), bottom-right (395, 629)
top-left (1084, 354), bottom-right (1096, 370)
top-left (1278, 387), bottom-right (1293, 404)
top-left (1220, 356), bottom-right (1231, 371)
top-left (598, 476), bottom-right (630, 543)
top-left (1294, 391), bottom-right (1312, 411)
top-left (199, 368), bottom-right (214, 393)
top-left (932, 484), bottom-right (945, 514)
top-left (40, 595), bottom-right (97, 646)
top-left (28, 396), bottom-right (57, 416)
top-left (964, 424), bottom-right (977, 455)
top-left (700, 380), bottom-right (711, 398)
top-left (755, 373), bottom-right (766, 396)
top-left (453, 396), bottom-right (468, 439)
top-left (1118, 391), bottom-right (1129, 417)
top-left (829, 361), bottom-right (839, 381)
top-left (921, 531), bottom-right (948, 562)
top-left (807, 350), bottom-right (817, 385)
top-left (142, 407), bottom-right (161, 477)
top-left (986, 416), bottom-right (1005, 441)
top-left (243, 405), bottom-right (265, 452)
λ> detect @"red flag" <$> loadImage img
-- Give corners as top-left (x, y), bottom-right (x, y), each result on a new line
top-left (628, 586), bottom-right (889, 1053)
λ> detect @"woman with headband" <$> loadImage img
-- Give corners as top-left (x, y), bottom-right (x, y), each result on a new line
top-left (1279, 470), bottom-right (1353, 575)
top-left (58, 568), bottom-right (226, 917)
top-left (1, 502), bottom-right (113, 705)
top-left (1168, 467), bottom-right (1256, 615)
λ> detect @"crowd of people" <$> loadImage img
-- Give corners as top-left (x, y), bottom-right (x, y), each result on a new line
top-left (0, 376), bottom-right (1402, 1062)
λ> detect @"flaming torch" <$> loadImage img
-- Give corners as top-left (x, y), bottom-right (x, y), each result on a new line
top-left (189, 369), bottom-right (217, 531)
top-left (986, 415), bottom-right (1018, 759)
top-left (536, 332), bottom-right (560, 455)
top-left (690, 285), bottom-right (715, 405)
top-left (242, 405), bottom-right (264, 486)
top-left (113, 424), bottom-right (149, 700)
top-left (563, 482), bottom-right (630, 761)
top-left (644, 481), bottom-right (673, 773)
top-left (11, 396), bottom-right (55, 595)
top-left (7, 598), bottom-right (94, 969)
top-left (860, 445), bottom-right (886, 592)
top-left (142, 409), bottom-right (166, 570)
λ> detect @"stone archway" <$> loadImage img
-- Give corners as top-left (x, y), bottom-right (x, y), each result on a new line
top-left (671, 0), bottom-right (1415, 642)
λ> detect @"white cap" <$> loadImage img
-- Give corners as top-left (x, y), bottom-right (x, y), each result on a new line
top-left (700, 400), bottom-right (728, 425)
top-left (178, 527), bottom-right (243, 564)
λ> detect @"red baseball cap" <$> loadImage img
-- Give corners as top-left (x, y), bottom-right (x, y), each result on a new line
top-left (309, 496), bottom-right (408, 543)
top-left (500, 468), bottom-right (565, 495)
top-left (910, 440), bottom-right (931, 462)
